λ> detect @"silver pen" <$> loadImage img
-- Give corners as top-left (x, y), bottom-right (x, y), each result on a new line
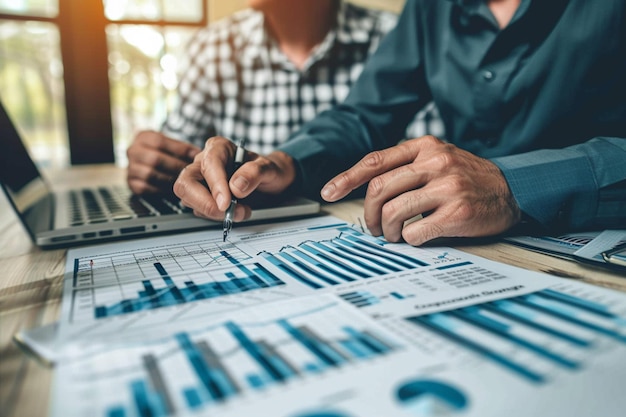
top-left (223, 139), bottom-right (246, 241)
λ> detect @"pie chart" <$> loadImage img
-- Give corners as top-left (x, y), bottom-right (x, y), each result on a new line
top-left (396, 379), bottom-right (468, 416)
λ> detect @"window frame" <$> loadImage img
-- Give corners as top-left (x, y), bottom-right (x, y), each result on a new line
top-left (0, 0), bottom-right (208, 165)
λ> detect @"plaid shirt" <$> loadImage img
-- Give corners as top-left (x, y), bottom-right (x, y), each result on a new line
top-left (162, 1), bottom-right (443, 154)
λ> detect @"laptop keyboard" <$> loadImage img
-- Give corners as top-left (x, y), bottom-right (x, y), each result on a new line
top-left (68, 186), bottom-right (190, 226)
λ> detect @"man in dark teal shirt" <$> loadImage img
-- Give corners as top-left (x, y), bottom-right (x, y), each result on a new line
top-left (174, 0), bottom-right (626, 246)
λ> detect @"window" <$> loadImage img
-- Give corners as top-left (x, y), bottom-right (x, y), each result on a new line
top-left (0, 0), bottom-right (207, 168)
top-left (0, 3), bottom-right (65, 168)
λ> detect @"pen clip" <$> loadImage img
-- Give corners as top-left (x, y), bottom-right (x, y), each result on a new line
top-left (601, 241), bottom-right (626, 268)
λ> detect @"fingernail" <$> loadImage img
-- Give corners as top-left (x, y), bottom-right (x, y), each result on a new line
top-left (321, 183), bottom-right (336, 200)
top-left (215, 193), bottom-right (226, 210)
top-left (233, 176), bottom-right (249, 192)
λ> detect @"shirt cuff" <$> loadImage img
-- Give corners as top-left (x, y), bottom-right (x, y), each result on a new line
top-left (491, 148), bottom-right (598, 229)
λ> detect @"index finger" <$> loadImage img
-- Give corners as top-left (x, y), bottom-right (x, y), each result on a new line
top-left (321, 141), bottom-right (418, 202)
top-left (199, 137), bottom-right (238, 211)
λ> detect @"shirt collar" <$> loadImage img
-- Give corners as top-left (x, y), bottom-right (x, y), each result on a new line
top-left (448, 0), bottom-right (533, 28)
top-left (238, 1), bottom-right (375, 71)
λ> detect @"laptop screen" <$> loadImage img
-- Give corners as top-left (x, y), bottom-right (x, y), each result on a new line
top-left (0, 100), bottom-right (52, 236)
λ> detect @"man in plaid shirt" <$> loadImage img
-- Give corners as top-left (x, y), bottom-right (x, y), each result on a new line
top-left (127, 0), bottom-right (442, 194)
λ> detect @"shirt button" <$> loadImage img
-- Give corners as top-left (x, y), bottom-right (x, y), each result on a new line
top-left (483, 70), bottom-right (495, 81)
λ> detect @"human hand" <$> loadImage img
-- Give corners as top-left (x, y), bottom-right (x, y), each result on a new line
top-left (320, 136), bottom-right (522, 245)
top-left (126, 130), bottom-right (201, 194)
top-left (173, 136), bottom-right (296, 221)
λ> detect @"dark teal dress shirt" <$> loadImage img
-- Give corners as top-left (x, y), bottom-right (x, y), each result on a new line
top-left (279, 0), bottom-right (626, 231)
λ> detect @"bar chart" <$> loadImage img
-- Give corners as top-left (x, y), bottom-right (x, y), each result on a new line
top-left (70, 246), bottom-right (289, 322)
top-left (68, 222), bottom-right (435, 322)
top-left (258, 225), bottom-right (428, 290)
top-left (405, 287), bottom-right (626, 384)
top-left (53, 295), bottom-right (402, 417)
top-left (92, 258), bottom-right (285, 318)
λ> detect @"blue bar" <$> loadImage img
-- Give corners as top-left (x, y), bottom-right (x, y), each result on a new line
top-left (487, 301), bottom-right (592, 347)
top-left (252, 263), bottom-right (284, 286)
top-left (339, 292), bottom-right (379, 307)
top-left (226, 273), bottom-right (260, 291)
top-left (262, 252), bottom-right (323, 289)
top-left (225, 322), bottom-right (288, 382)
top-left (107, 407), bottom-right (127, 417)
top-left (331, 239), bottom-right (402, 272)
top-left (279, 251), bottom-right (339, 286)
top-left (221, 251), bottom-right (269, 288)
top-left (390, 292), bottom-right (404, 299)
top-left (320, 242), bottom-right (388, 275)
top-left (147, 392), bottom-right (167, 417)
top-left (182, 387), bottom-right (203, 409)
top-left (538, 289), bottom-right (616, 318)
top-left (304, 363), bottom-right (324, 373)
top-left (130, 380), bottom-right (155, 417)
top-left (121, 300), bottom-right (134, 313)
top-left (266, 355), bottom-right (296, 380)
top-left (339, 291), bottom-right (364, 300)
top-left (155, 263), bottom-right (185, 303)
top-left (453, 308), bottom-right (579, 369)
top-left (339, 339), bottom-right (372, 359)
top-left (342, 232), bottom-right (429, 267)
top-left (94, 264), bottom-right (286, 318)
top-left (408, 314), bottom-right (545, 383)
top-left (216, 275), bottom-right (239, 293)
top-left (343, 326), bottom-right (392, 354)
top-left (276, 320), bottom-right (344, 367)
top-left (142, 280), bottom-right (160, 307)
top-left (435, 262), bottom-right (473, 270)
top-left (176, 333), bottom-right (229, 401)
top-left (246, 374), bottom-right (266, 390)
top-left (184, 281), bottom-right (207, 300)
top-left (300, 243), bottom-right (369, 279)
top-left (95, 305), bottom-right (107, 318)
top-left (517, 296), bottom-right (626, 343)
top-left (290, 249), bottom-right (356, 282)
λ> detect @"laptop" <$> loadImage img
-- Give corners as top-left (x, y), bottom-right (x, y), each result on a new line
top-left (0, 100), bottom-right (320, 248)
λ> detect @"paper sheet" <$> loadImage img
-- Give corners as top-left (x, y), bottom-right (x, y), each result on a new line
top-left (48, 215), bottom-right (626, 416)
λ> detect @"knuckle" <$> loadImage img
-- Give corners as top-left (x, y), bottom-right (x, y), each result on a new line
top-left (381, 199), bottom-right (401, 221)
top-left (446, 174), bottom-right (467, 192)
top-left (200, 199), bottom-right (216, 217)
top-left (153, 133), bottom-right (167, 148)
top-left (431, 151), bottom-right (454, 170)
top-left (366, 175), bottom-right (385, 197)
top-left (454, 202), bottom-right (476, 221)
top-left (194, 151), bottom-right (205, 163)
top-left (362, 150), bottom-right (385, 169)
top-left (421, 135), bottom-right (441, 147)
top-left (405, 222), bottom-right (444, 245)
top-left (172, 178), bottom-right (186, 198)
top-left (133, 183), bottom-right (150, 195)
top-left (205, 136), bottom-right (228, 149)
top-left (143, 151), bottom-right (159, 167)
top-left (246, 160), bottom-right (265, 177)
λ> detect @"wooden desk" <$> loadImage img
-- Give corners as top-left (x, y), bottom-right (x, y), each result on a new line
top-left (1, 165), bottom-right (624, 417)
